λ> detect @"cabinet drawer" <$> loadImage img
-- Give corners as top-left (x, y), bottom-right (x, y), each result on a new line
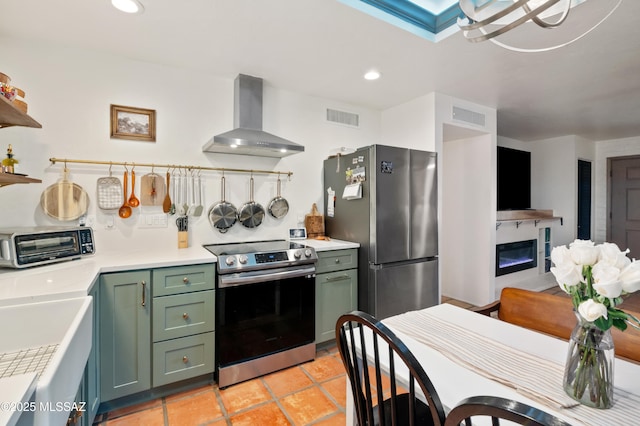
top-left (152, 332), bottom-right (215, 387)
top-left (153, 264), bottom-right (215, 296)
top-left (153, 290), bottom-right (215, 342)
top-left (315, 249), bottom-right (358, 274)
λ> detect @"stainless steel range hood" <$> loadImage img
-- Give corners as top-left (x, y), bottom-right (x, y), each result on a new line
top-left (203, 74), bottom-right (304, 158)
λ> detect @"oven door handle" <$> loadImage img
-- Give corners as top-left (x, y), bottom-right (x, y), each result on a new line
top-left (218, 265), bottom-right (316, 288)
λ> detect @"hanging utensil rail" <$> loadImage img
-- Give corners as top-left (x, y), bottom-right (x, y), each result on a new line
top-left (49, 157), bottom-right (293, 178)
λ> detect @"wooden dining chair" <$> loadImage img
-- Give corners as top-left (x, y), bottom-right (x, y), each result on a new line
top-left (336, 311), bottom-right (446, 426)
top-left (443, 396), bottom-right (573, 426)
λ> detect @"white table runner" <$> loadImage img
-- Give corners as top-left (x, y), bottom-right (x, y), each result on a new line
top-left (384, 309), bottom-right (640, 426)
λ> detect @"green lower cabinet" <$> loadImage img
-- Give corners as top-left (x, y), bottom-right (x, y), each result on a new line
top-left (98, 265), bottom-right (215, 406)
top-left (152, 332), bottom-right (215, 387)
top-left (315, 268), bottom-right (358, 343)
top-left (100, 270), bottom-right (152, 402)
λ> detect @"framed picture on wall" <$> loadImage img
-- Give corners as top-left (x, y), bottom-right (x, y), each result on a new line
top-left (110, 104), bottom-right (156, 142)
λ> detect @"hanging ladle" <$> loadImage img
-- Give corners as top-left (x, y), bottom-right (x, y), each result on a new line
top-left (162, 169), bottom-right (172, 213)
top-left (128, 165), bottom-right (140, 208)
top-left (118, 165), bottom-right (133, 219)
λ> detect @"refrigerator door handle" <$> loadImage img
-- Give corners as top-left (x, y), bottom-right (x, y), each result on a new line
top-left (369, 256), bottom-right (438, 270)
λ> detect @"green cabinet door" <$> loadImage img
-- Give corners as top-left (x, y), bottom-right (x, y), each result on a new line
top-left (315, 268), bottom-right (358, 343)
top-left (100, 270), bottom-right (151, 401)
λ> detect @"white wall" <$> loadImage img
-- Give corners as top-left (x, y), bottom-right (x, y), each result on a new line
top-left (0, 37), bottom-right (380, 252)
top-left (380, 93), bottom-right (436, 152)
top-left (530, 136), bottom-right (577, 247)
top-left (437, 95), bottom-right (497, 306)
top-left (442, 134), bottom-right (495, 305)
top-left (532, 136), bottom-right (595, 247)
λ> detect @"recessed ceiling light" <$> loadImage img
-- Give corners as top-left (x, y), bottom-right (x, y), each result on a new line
top-left (364, 70), bottom-right (381, 81)
top-left (111, 0), bottom-right (144, 14)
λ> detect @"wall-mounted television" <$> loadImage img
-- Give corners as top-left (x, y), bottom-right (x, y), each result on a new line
top-left (497, 146), bottom-right (531, 210)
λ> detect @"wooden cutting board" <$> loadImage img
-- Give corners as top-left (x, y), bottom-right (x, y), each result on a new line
top-left (304, 203), bottom-right (324, 238)
top-left (140, 173), bottom-right (166, 206)
top-left (40, 170), bottom-right (89, 221)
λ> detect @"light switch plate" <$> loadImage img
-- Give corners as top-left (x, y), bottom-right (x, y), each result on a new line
top-left (138, 213), bottom-right (168, 228)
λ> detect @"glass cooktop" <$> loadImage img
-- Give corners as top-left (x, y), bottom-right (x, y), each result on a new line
top-left (203, 240), bottom-right (307, 256)
top-left (203, 240), bottom-right (317, 274)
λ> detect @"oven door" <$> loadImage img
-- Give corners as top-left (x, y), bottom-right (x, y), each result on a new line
top-left (216, 265), bottom-right (315, 369)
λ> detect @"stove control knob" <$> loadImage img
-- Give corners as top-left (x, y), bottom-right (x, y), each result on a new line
top-left (293, 250), bottom-right (302, 259)
top-left (304, 249), bottom-right (313, 258)
top-left (225, 256), bottom-right (236, 266)
top-left (239, 255), bottom-right (248, 264)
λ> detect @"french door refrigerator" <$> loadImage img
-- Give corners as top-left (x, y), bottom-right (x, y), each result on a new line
top-left (323, 144), bottom-right (438, 319)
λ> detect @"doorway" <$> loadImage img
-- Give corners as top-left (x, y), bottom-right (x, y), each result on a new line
top-left (608, 155), bottom-right (640, 258)
top-left (577, 160), bottom-right (591, 240)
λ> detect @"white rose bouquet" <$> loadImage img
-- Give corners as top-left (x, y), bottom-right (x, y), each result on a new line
top-left (551, 240), bottom-right (640, 331)
top-left (551, 239), bottom-right (640, 408)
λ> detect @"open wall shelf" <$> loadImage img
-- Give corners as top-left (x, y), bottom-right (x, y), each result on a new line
top-left (0, 96), bottom-right (42, 129)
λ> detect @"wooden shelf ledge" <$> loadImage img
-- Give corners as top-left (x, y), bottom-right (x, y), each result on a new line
top-left (0, 96), bottom-right (42, 128)
top-left (0, 173), bottom-right (42, 187)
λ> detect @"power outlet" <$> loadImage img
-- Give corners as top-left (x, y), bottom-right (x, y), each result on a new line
top-left (78, 215), bottom-right (95, 227)
top-left (138, 213), bottom-right (168, 228)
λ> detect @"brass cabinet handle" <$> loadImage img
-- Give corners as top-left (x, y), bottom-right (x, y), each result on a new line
top-left (325, 274), bottom-right (350, 282)
top-left (183, 277), bottom-right (189, 284)
top-left (66, 410), bottom-right (82, 425)
top-left (182, 312), bottom-right (189, 320)
top-left (141, 280), bottom-right (146, 307)
top-left (182, 356), bottom-right (189, 363)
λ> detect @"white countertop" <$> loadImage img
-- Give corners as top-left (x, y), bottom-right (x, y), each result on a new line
top-left (0, 238), bottom-right (358, 307)
top-left (298, 238), bottom-right (359, 251)
top-left (0, 245), bottom-right (215, 307)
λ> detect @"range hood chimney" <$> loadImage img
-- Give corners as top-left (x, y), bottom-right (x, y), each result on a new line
top-left (203, 74), bottom-right (304, 158)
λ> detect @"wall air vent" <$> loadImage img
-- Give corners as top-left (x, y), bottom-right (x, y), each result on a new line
top-left (326, 108), bottom-right (359, 128)
top-left (452, 106), bottom-right (486, 127)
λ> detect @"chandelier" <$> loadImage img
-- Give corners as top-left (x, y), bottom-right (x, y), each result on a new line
top-left (457, 0), bottom-right (623, 52)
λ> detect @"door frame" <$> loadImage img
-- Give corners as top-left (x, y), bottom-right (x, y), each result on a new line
top-left (606, 154), bottom-right (640, 242)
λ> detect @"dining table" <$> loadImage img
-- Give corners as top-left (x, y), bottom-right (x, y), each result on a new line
top-left (344, 303), bottom-right (640, 426)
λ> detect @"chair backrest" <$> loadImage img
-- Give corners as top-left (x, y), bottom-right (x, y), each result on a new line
top-left (336, 311), bottom-right (446, 426)
top-left (443, 395), bottom-right (573, 426)
top-left (495, 287), bottom-right (640, 363)
top-left (496, 287), bottom-right (576, 339)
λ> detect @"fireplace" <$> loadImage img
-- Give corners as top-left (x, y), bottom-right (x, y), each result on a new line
top-left (496, 239), bottom-right (537, 276)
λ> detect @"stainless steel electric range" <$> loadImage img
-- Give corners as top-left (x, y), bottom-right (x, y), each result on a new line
top-left (203, 240), bottom-right (318, 388)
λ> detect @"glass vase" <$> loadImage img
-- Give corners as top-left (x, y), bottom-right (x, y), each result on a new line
top-left (562, 312), bottom-right (614, 409)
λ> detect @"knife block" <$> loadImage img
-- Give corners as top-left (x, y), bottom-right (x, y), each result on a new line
top-left (178, 231), bottom-right (188, 249)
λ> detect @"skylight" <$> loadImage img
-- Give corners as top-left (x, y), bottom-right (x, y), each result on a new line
top-left (339, 0), bottom-right (462, 42)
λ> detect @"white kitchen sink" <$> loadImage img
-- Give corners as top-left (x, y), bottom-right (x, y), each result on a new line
top-left (0, 296), bottom-right (92, 426)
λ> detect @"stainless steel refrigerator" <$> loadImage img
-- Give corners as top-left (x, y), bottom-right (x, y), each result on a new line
top-left (323, 145), bottom-right (438, 319)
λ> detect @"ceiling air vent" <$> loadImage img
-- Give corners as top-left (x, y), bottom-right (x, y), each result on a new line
top-left (452, 106), bottom-right (486, 127)
top-left (326, 108), bottom-right (359, 128)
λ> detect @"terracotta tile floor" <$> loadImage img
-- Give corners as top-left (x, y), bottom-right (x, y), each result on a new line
top-left (92, 297), bottom-right (479, 426)
top-left (93, 345), bottom-right (347, 426)
top-left (96, 284), bottom-right (640, 425)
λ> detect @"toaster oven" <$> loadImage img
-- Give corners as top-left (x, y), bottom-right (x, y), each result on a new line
top-left (0, 226), bottom-right (95, 269)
